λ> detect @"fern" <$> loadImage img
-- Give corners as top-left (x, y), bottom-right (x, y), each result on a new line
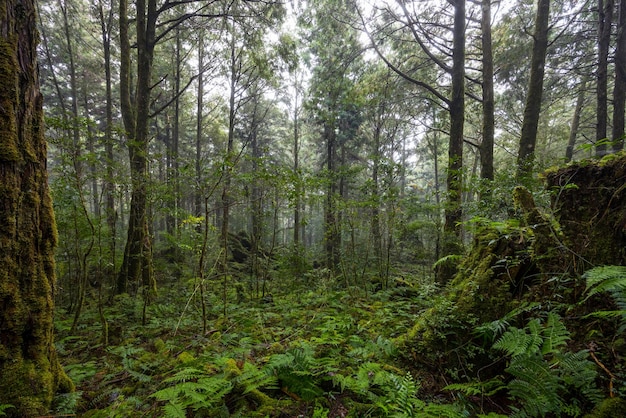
top-left (263, 345), bottom-right (325, 400)
top-left (474, 302), bottom-right (541, 344)
top-left (388, 372), bottom-right (423, 417)
top-left (234, 361), bottom-right (279, 394)
top-left (541, 312), bottom-right (570, 355)
top-left (444, 378), bottom-right (505, 397)
top-left (584, 265), bottom-right (626, 332)
top-left (0, 405), bottom-right (14, 417)
top-left (493, 322), bottom-right (542, 357)
top-left (151, 364), bottom-right (235, 416)
top-left (492, 313), bottom-right (599, 417)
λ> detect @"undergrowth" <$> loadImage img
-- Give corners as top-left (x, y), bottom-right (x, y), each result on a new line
top-left (53, 268), bottom-right (621, 417)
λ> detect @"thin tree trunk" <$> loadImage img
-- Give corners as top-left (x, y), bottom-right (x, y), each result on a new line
top-left (517, 0), bottom-right (551, 179)
top-left (566, 79), bottom-right (587, 162)
top-left (613, 0), bottom-right (626, 151)
top-left (196, 33), bottom-right (204, 217)
top-left (293, 78), bottom-right (301, 246)
top-left (596, 0), bottom-right (613, 156)
top-left (481, 0), bottom-right (495, 181)
top-left (324, 121), bottom-right (340, 273)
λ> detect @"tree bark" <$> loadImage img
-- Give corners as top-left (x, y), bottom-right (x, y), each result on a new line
top-left (517, 0), bottom-right (551, 179)
top-left (565, 79), bottom-right (587, 162)
top-left (438, 0), bottom-right (466, 282)
top-left (613, 0), bottom-right (626, 152)
top-left (195, 32), bottom-right (204, 218)
top-left (98, 0), bottom-right (116, 271)
top-left (117, 0), bottom-right (156, 295)
top-left (481, 0), bottom-right (495, 181)
top-left (596, 0), bottom-right (613, 156)
top-left (0, 0), bottom-right (74, 413)
top-left (325, 120), bottom-right (340, 274)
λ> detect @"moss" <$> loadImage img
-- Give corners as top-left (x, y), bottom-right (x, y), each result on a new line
top-left (598, 150), bottom-right (626, 167)
top-left (0, 38), bottom-right (20, 163)
top-left (584, 398), bottom-right (626, 418)
top-left (0, 358), bottom-right (55, 417)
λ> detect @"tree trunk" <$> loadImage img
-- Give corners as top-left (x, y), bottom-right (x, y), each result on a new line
top-left (481, 0), bottom-right (494, 181)
top-left (565, 79), bottom-right (587, 162)
top-left (98, 0), bottom-right (116, 272)
top-left (325, 121), bottom-right (340, 273)
top-left (293, 77), bottom-right (301, 246)
top-left (117, 0), bottom-right (157, 295)
top-left (613, 0), bottom-right (626, 152)
top-left (195, 32), bottom-right (204, 218)
top-left (438, 0), bottom-right (466, 282)
top-left (596, 0), bottom-right (613, 156)
top-left (0, 0), bottom-right (74, 412)
top-left (517, 0), bottom-right (551, 179)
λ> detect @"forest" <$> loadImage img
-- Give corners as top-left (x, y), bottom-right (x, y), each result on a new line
top-left (1, 0), bottom-right (626, 416)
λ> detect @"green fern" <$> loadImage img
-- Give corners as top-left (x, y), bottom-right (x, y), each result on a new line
top-left (263, 345), bottom-right (325, 400)
top-left (151, 369), bottom-right (233, 416)
top-left (584, 265), bottom-right (626, 332)
top-left (493, 313), bottom-right (599, 417)
top-left (0, 404), bottom-right (14, 417)
top-left (234, 361), bottom-right (279, 394)
top-left (388, 372), bottom-right (423, 417)
top-left (444, 378), bottom-right (505, 397)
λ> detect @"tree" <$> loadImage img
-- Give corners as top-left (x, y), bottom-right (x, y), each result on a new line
top-left (595, 0), bottom-right (613, 156)
top-left (0, 0), bottom-right (74, 413)
top-left (613, 0), bottom-right (626, 151)
top-left (359, 0), bottom-right (466, 280)
top-left (480, 0), bottom-right (495, 181)
top-left (516, 0), bottom-right (551, 179)
top-left (304, 0), bottom-right (364, 274)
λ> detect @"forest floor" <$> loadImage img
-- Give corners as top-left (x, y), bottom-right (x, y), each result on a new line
top-left (52, 261), bottom-right (622, 417)
top-left (53, 271), bottom-right (475, 417)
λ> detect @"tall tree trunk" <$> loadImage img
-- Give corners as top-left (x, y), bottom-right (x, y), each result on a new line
top-left (117, 0), bottom-right (156, 295)
top-left (0, 0), bottom-right (74, 412)
top-left (98, 0), bottom-right (116, 271)
top-left (59, 0), bottom-right (82, 175)
top-left (195, 32), bottom-right (204, 218)
top-left (293, 77), bottom-right (301, 246)
top-left (517, 0), bottom-right (551, 179)
top-left (596, 0), bottom-right (613, 156)
top-left (481, 0), bottom-right (494, 181)
top-left (324, 120), bottom-right (340, 273)
top-left (613, 0), bottom-right (626, 151)
top-left (438, 0), bottom-right (466, 282)
top-left (566, 79), bottom-right (588, 162)
top-left (220, 29), bottom-right (237, 286)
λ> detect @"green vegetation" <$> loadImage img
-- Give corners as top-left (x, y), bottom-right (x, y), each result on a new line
top-left (52, 247), bottom-right (626, 416)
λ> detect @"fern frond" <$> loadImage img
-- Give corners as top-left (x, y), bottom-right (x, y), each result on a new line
top-left (235, 362), bottom-right (279, 394)
top-left (493, 324), bottom-right (541, 357)
top-left (583, 266), bottom-right (626, 299)
top-left (584, 265), bottom-right (626, 331)
top-left (163, 401), bottom-right (186, 418)
top-left (541, 313), bottom-right (570, 355)
top-left (444, 378), bottom-right (505, 397)
top-left (162, 367), bottom-right (206, 384)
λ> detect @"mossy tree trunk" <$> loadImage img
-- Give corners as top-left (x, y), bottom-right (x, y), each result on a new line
top-left (0, 0), bottom-right (73, 414)
top-left (116, 0), bottom-right (156, 295)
